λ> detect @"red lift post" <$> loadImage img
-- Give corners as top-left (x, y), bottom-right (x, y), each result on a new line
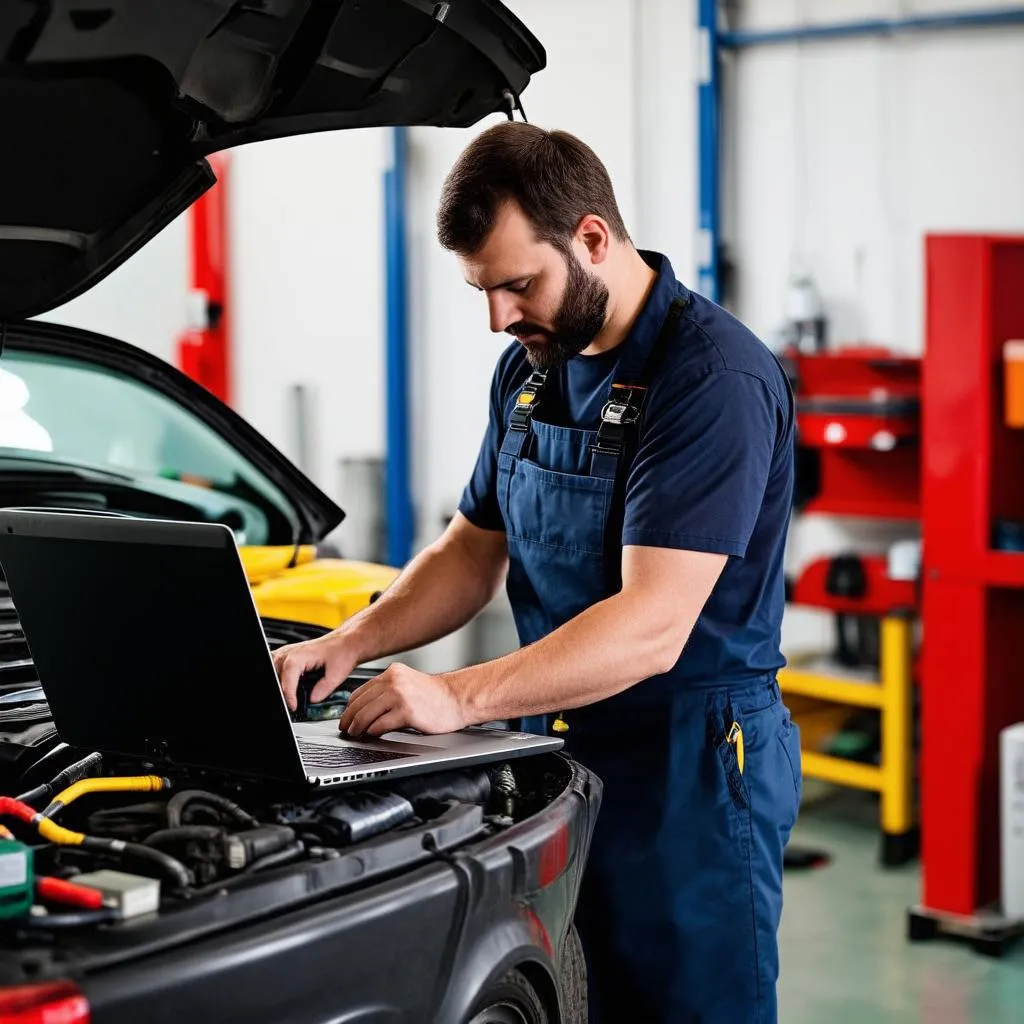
top-left (177, 152), bottom-right (232, 404)
top-left (915, 234), bottom-right (1024, 954)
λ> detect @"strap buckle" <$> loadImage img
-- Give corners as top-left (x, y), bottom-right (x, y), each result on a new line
top-left (508, 370), bottom-right (549, 432)
top-left (600, 399), bottom-right (640, 426)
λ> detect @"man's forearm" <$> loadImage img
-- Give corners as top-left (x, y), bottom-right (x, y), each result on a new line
top-left (446, 587), bottom-right (692, 723)
top-left (337, 524), bottom-right (507, 664)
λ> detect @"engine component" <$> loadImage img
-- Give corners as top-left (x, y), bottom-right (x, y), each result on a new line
top-left (0, 796), bottom-right (192, 892)
top-left (42, 775), bottom-right (168, 819)
top-left (224, 825), bottom-right (297, 870)
top-left (279, 791), bottom-right (414, 846)
top-left (167, 790), bottom-right (257, 830)
top-left (87, 800), bottom-right (167, 840)
top-left (16, 751), bottom-right (103, 807)
top-left (0, 839), bottom-right (33, 919)
top-left (388, 768), bottom-right (492, 817)
top-left (490, 764), bottom-right (517, 819)
top-left (70, 870), bottom-right (160, 920)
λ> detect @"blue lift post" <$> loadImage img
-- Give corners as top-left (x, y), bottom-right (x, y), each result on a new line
top-left (384, 126), bottom-right (414, 568)
top-left (698, 4), bottom-right (1024, 302)
top-left (697, 0), bottom-right (720, 304)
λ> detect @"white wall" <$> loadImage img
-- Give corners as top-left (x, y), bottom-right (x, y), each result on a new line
top-left (229, 128), bottom-right (388, 506)
top-left (35, 214), bottom-right (188, 364)
top-left (725, 0), bottom-right (1024, 353)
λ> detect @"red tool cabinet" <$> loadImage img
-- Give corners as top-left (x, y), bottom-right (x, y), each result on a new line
top-left (918, 234), bottom-right (1024, 944)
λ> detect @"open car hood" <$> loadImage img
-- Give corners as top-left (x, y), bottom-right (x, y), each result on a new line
top-left (0, 0), bottom-right (545, 320)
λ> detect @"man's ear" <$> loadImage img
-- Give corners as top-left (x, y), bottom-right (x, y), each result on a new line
top-left (576, 214), bottom-right (611, 266)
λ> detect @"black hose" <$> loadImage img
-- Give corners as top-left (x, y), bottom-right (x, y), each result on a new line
top-left (167, 790), bottom-right (257, 830)
top-left (83, 836), bottom-right (192, 892)
top-left (144, 826), bottom-right (223, 847)
top-left (24, 907), bottom-right (118, 929)
top-left (244, 841), bottom-right (305, 874)
top-left (16, 751), bottom-right (103, 806)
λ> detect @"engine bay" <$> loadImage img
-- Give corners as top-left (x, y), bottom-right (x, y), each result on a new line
top-left (0, 738), bottom-right (572, 980)
top-left (0, 610), bottom-right (575, 985)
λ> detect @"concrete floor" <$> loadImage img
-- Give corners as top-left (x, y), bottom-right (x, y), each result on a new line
top-left (779, 792), bottom-right (1024, 1023)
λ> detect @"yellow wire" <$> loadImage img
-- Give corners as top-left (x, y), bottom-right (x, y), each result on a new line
top-left (37, 818), bottom-right (86, 846)
top-left (49, 775), bottom-right (167, 814)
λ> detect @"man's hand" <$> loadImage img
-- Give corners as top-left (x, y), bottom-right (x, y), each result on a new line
top-left (339, 664), bottom-right (469, 737)
top-left (273, 632), bottom-right (362, 712)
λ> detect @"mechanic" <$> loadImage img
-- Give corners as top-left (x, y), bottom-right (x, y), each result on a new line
top-left (274, 122), bottom-right (801, 1024)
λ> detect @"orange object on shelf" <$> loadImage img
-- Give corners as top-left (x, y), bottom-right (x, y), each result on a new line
top-left (1003, 339), bottom-right (1024, 428)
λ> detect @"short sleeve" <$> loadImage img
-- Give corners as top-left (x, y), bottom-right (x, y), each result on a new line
top-left (457, 355), bottom-right (513, 532)
top-left (622, 370), bottom-right (779, 557)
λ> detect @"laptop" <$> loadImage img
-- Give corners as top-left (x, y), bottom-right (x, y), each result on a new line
top-left (0, 509), bottom-right (562, 787)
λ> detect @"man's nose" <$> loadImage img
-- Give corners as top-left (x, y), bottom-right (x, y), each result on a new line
top-left (487, 293), bottom-right (520, 334)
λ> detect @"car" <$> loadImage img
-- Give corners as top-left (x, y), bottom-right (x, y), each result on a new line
top-left (0, 4), bottom-right (602, 1022)
top-left (0, 320), bottom-right (401, 632)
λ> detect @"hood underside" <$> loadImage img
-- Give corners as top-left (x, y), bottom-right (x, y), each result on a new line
top-left (0, 0), bottom-right (545, 320)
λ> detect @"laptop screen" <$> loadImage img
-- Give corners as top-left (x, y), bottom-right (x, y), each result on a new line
top-left (0, 511), bottom-right (304, 781)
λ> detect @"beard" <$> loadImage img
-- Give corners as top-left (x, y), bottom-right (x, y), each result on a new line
top-left (506, 254), bottom-right (609, 370)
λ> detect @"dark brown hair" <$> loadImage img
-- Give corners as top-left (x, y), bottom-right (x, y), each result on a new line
top-left (436, 122), bottom-right (630, 256)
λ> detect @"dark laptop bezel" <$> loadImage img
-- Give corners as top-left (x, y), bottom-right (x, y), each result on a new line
top-left (0, 508), bottom-right (309, 784)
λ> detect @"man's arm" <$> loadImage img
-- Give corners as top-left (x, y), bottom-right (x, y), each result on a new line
top-left (342, 512), bottom-right (508, 663)
top-left (338, 544), bottom-right (726, 736)
top-left (275, 513), bottom-right (507, 709)
top-left (451, 544), bottom-right (727, 720)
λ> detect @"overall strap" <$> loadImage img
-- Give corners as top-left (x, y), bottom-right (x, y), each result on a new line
top-left (589, 296), bottom-right (687, 480)
top-left (499, 368), bottom-right (549, 459)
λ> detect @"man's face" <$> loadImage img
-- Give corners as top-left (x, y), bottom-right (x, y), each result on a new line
top-left (461, 202), bottom-right (609, 370)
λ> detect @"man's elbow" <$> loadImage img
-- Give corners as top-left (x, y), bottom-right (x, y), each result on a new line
top-left (646, 631), bottom-right (688, 677)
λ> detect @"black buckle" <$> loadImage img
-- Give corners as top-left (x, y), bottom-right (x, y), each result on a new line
top-left (508, 370), bottom-right (548, 432)
top-left (600, 399), bottom-right (641, 426)
top-left (591, 386), bottom-right (646, 456)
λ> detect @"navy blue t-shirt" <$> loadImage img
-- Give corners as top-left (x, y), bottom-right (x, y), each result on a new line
top-left (458, 252), bottom-right (795, 684)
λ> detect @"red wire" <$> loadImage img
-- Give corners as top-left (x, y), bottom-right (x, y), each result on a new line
top-left (0, 797), bottom-right (37, 824)
top-left (36, 876), bottom-right (105, 910)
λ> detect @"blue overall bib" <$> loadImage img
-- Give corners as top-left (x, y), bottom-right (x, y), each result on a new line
top-left (497, 297), bottom-right (802, 1023)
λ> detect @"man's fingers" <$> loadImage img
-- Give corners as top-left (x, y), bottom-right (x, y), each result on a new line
top-left (279, 652), bottom-right (313, 712)
top-left (309, 676), bottom-right (341, 704)
top-left (364, 709), bottom-right (407, 737)
top-left (339, 676), bottom-right (379, 721)
top-left (342, 690), bottom-right (395, 737)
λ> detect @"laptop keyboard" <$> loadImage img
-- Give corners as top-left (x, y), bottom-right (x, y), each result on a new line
top-left (297, 738), bottom-right (410, 770)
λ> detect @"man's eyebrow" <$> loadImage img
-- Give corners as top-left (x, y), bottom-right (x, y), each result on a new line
top-left (466, 275), bottom-right (532, 292)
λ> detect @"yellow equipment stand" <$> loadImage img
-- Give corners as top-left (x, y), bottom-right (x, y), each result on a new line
top-left (779, 614), bottom-right (918, 866)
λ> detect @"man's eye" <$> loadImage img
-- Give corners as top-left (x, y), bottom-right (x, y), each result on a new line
top-left (507, 281), bottom-right (530, 294)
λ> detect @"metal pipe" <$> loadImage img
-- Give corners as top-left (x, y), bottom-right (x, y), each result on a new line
top-left (384, 127), bottom-right (414, 568)
top-left (697, 0), bottom-right (720, 302)
top-left (720, 7), bottom-right (1024, 49)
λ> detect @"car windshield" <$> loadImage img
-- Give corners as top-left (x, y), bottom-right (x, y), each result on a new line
top-left (0, 350), bottom-right (296, 545)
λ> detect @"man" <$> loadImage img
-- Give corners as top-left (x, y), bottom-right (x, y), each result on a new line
top-left (274, 122), bottom-right (801, 1023)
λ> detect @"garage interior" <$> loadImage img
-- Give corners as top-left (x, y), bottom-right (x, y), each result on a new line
top-left (2, 0), bottom-right (1024, 1021)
